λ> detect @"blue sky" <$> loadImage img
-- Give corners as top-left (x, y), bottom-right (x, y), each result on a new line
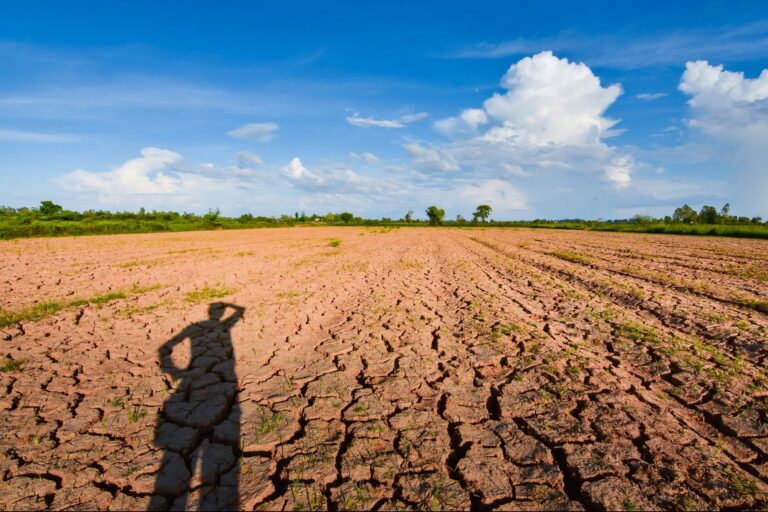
top-left (2, 1), bottom-right (768, 219)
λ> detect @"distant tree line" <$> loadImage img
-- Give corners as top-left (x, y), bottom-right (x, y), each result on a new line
top-left (1, 200), bottom-right (766, 240)
top-left (665, 203), bottom-right (762, 226)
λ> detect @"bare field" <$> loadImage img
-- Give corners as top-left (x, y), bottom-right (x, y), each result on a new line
top-left (1, 227), bottom-right (767, 510)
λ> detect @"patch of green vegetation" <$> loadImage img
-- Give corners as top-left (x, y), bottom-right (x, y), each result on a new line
top-left (495, 322), bottom-right (523, 336)
top-left (115, 258), bottom-right (164, 268)
top-left (0, 300), bottom-right (63, 328)
top-left (119, 303), bottom-right (161, 318)
top-left (0, 286), bottom-right (137, 328)
top-left (592, 308), bottom-right (620, 321)
top-left (87, 291), bottom-right (128, 305)
top-left (328, 238), bottom-right (342, 248)
top-left (184, 285), bottom-right (234, 303)
top-left (562, 287), bottom-right (585, 300)
top-left (258, 411), bottom-right (284, 435)
top-left (547, 250), bottom-right (592, 265)
top-left (125, 405), bottom-right (147, 424)
top-left (748, 377), bottom-right (767, 392)
top-left (733, 320), bottom-right (750, 331)
top-left (129, 283), bottom-right (163, 294)
top-left (624, 285), bottom-right (647, 301)
top-left (616, 322), bottom-right (660, 346)
top-left (107, 397), bottom-right (124, 408)
top-left (339, 483), bottom-right (373, 510)
top-left (623, 499), bottom-right (639, 512)
top-left (0, 357), bottom-right (24, 372)
top-left (397, 259), bottom-right (425, 270)
top-left (726, 470), bottom-right (758, 496)
top-left (565, 365), bottom-right (581, 377)
top-left (705, 312), bottom-right (725, 323)
top-left (684, 357), bottom-right (705, 374)
top-left (166, 247), bottom-right (209, 255)
top-left (742, 298), bottom-right (768, 314)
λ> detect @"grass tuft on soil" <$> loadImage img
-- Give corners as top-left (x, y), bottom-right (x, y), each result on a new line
top-left (184, 285), bottom-right (235, 303)
top-left (0, 357), bottom-right (24, 372)
top-left (547, 250), bottom-right (592, 265)
top-left (0, 287), bottom-right (154, 328)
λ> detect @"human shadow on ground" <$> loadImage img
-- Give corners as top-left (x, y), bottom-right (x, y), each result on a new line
top-left (149, 302), bottom-right (244, 511)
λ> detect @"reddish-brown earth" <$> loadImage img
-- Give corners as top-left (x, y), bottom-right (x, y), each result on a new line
top-left (1, 227), bottom-right (767, 510)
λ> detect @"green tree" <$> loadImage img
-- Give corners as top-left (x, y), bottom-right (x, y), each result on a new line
top-left (425, 206), bottom-right (445, 225)
top-left (474, 204), bottom-right (492, 223)
top-left (672, 204), bottom-right (698, 224)
top-left (203, 208), bottom-right (221, 222)
top-left (404, 210), bottom-right (413, 223)
top-left (38, 200), bottom-right (63, 216)
top-left (699, 205), bottom-right (718, 224)
top-left (631, 214), bottom-right (654, 225)
top-left (720, 203), bottom-right (731, 223)
top-left (338, 212), bottom-right (354, 223)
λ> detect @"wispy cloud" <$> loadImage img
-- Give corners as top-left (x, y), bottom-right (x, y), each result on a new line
top-left (0, 128), bottom-right (82, 143)
top-left (280, 156), bottom-right (403, 195)
top-left (446, 21), bottom-right (768, 68)
top-left (349, 151), bottom-right (379, 163)
top-left (227, 122), bottom-right (279, 142)
top-left (635, 92), bottom-right (668, 100)
top-left (346, 111), bottom-right (428, 128)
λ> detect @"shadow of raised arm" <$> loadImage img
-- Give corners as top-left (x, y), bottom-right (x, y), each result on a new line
top-left (213, 301), bottom-right (245, 328)
top-left (157, 327), bottom-right (191, 377)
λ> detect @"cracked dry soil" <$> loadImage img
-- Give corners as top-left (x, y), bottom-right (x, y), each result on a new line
top-left (1, 227), bottom-right (767, 510)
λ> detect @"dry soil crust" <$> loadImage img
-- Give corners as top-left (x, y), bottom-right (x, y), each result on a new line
top-left (1, 227), bottom-right (767, 510)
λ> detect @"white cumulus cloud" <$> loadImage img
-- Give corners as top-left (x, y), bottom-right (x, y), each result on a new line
top-left (419, 51), bottom-right (635, 192)
top-left (60, 147), bottom-right (184, 195)
top-left (603, 156), bottom-right (634, 189)
top-left (434, 108), bottom-right (490, 137)
top-left (57, 147), bottom-right (268, 206)
top-left (481, 51), bottom-right (622, 146)
top-left (679, 60), bottom-right (768, 216)
top-left (281, 157), bottom-right (325, 186)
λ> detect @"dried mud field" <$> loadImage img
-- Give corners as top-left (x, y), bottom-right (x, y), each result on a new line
top-left (1, 227), bottom-right (767, 511)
